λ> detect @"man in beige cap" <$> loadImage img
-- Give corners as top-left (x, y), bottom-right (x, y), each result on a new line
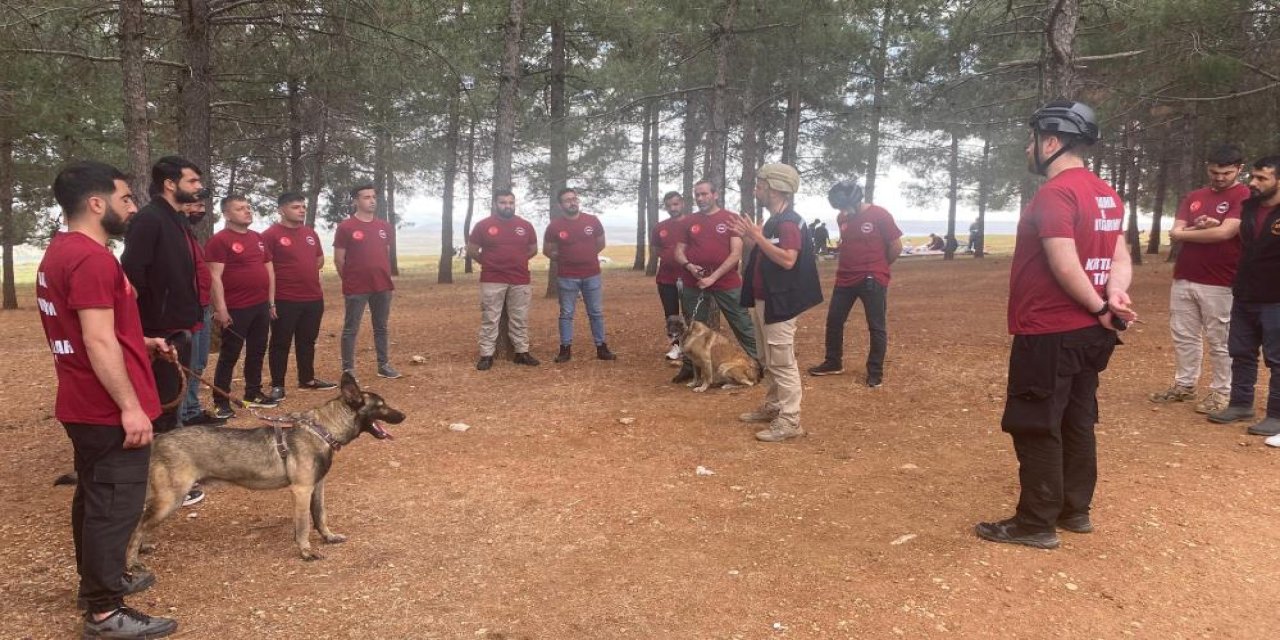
top-left (729, 163), bottom-right (824, 442)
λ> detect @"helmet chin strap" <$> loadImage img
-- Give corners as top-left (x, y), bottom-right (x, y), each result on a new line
top-left (1033, 130), bottom-right (1075, 176)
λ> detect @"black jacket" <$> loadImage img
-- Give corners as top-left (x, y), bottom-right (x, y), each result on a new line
top-left (121, 198), bottom-right (202, 335)
top-left (740, 208), bottom-right (824, 323)
top-left (1234, 198), bottom-right (1280, 303)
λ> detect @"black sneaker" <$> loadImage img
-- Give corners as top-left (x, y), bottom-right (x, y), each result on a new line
top-left (671, 361), bottom-right (694, 384)
top-left (244, 393), bottom-right (279, 409)
top-left (476, 356), bottom-right (494, 371)
top-left (1247, 416), bottom-right (1280, 436)
top-left (210, 405), bottom-right (235, 420)
top-left (377, 364), bottom-right (403, 379)
top-left (807, 361), bottom-right (844, 376)
top-left (513, 352), bottom-right (540, 366)
top-left (596, 343), bottom-right (617, 361)
top-left (267, 386), bottom-right (286, 402)
top-left (77, 570), bottom-right (155, 610)
top-left (82, 606), bottom-right (177, 639)
top-left (866, 373), bottom-right (883, 388)
top-left (554, 345), bottom-right (572, 363)
top-left (182, 486), bottom-right (205, 507)
top-left (300, 378), bottom-right (338, 390)
top-left (974, 518), bottom-right (1060, 549)
top-left (182, 412), bottom-right (227, 427)
top-left (1057, 513), bottom-right (1094, 534)
top-left (1207, 405), bottom-right (1254, 424)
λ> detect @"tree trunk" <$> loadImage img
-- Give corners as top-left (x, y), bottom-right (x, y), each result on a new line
top-left (704, 0), bottom-right (738, 189)
top-left (1170, 109), bottom-right (1198, 263)
top-left (305, 102), bottom-right (328, 228)
top-left (944, 132), bottom-right (959, 260)
top-left (0, 117), bottom-right (16, 309)
top-left (120, 0), bottom-right (150, 206)
top-left (864, 0), bottom-right (892, 202)
top-left (738, 67), bottom-right (760, 219)
top-left (1123, 126), bottom-right (1142, 266)
top-left (780, 81), bottom-right (801, 166)
top-left (286, 77), bottom-right (304, 192)
top-left (1147, 140), bottom-right (1169, 255)
top-left (493, 0), bottom-right (525, 193)
top-left (682, 90), bottom-right (701, 199)
top-left (645, 102), bottom-right (661, 276)
top-left (386, 164), bottom-right (399, 276)
top-left (545, 12), bottom-right (567, 296)
top-left (463, 117), bottom-right (477, 274)
top-left (1040, 0), bottom-right (1081, 100)
top-left (635, 109), bottom-right (650, 271)
top-left (177, 0), bottom-right (213, 239)
top-left (439, 88), bottom-right (461, 284)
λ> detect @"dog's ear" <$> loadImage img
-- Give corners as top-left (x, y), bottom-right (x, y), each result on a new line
top-left (340, 372), bottom-right (363, 406)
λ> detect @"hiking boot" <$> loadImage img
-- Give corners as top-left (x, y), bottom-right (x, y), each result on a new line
top-left (671, 361), bottom-right (695, 384)
top-left (596, 343), bottom-right (617, 361)
top-left (82, 606), bottom-right (177, 639)
top-left (866, 373), bottom-right (883, 388)
top-left (513, 352), bottom-right (540, 366)
top-left (267, 386), bottom-right (286, 402)
top-left (1057, 513), bottom-right (1094, 534)
top-left (210, 405), bottom-right (235, 420)
top-left (1207, 405), bottom-right (1254, 424)
top-left (1265, 432), bottom-right (1280, 448)
top-left (181, 485), bottom-right (205, 507)
top-left (300, 378), bottom-right (338, 391)
top-left (807, 360), bottom-right (844, 376)
top-left (476, 356), bottom-right (494, 371)
top-left (554, 345), bottom-right (572, 363)
top-left (665, 344), bottom-right (682, 361)
top-left (974, 518), bottom-right (1060, 550)
top-left (1194, 391), bottom-right (1230, 415)
top-left (181, 412), bottom-right (226, 427)
top-left (738, 407), bottom-right (779, 423)
top-left (1149, 384), bottom-right (1196, 403)
top-left (243, 393), bottom-right (279, 409)
top-left (1246, 416), bottom-right (1280, 436)
top-left (755, 420), bottom-right (805, 443)
top-left (77, 570), bottom-right (155, 610)
top-left (377, 364), bottom-right (403, 379)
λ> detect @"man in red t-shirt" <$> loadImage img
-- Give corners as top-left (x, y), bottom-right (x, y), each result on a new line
top-left (544, 187), bottom-right (616, 362)
top-left (652, 191), bottom-right (686, 360)
top-left (467, 189), bottom-right (541, 370)
top-left (670, 180), bottom-right (758, 384)
top-left (38, 161), bottom-right (179, 638)
top-left (808, 179), bottom-right (903, 387)
top-left (976, 101), bottom-right (1137, 551)
top-left (334, 183), bottom-right (400, 379)
top-left (263, 192), bottom-right (335, 398)
top-left (207, 195), bottom-right (279, 416)
top-left (1149, 145), bottom-right (1248, 414)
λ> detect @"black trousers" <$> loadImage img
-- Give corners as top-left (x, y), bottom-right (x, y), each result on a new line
top-left (657, 282), bottom-right (682, 320)
top-left (63, 423), bottom-right (150, 614)
top-left (1001, 325), bottom-right (1117, 533)
top-left (269, 299), bottom-right (324, 387)
top-left (215, 302), bottom-right (271, 405)
top-left (824, 277), bottom-right (888, 378)
top-left (149, 331), bottom-right (192, 434)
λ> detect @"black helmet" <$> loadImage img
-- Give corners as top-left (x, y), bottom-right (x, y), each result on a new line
top-left (1028, 100), bottom-right (1100, 144)
top-left (827, 179), bottom-right (864, 210)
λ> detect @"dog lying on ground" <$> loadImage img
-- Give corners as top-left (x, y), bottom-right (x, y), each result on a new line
top-left (125, 372), bottom-right (405, 566)
top-left (668, 314), bottom-right (762, 392)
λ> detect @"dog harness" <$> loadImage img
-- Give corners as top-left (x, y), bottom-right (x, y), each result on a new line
top-left (267, 413), bottom-right (344, 461)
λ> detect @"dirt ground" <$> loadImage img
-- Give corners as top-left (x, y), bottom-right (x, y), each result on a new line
top-left (1, 252), bottom-right (1277, 639)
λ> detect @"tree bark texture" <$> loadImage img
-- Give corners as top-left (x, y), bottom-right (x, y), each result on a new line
top-left (682, 91), bottom-right (701, 199)
top-left (704, 0), bottom-right (738, 192)
top-left (0, 117), bottom-right (15, 309)
top-left (944, 132), bottom-right (958, 261)
top-left (286, 77), bottom-right (304, 192)
top-left (545, 12), bottom-right (567, 296)
top-left (645, 102), bottom-right (661, 276)
top-left (493, 0), bottom-right (525, 193)
top-left (439, 88), bottom-right (461, 284)
top-left (1040, 0), bottom-right (1081, 101)
top-left (119, 0), bottom-right (150, 206)
top-left (463, 117), bottom-right (477, 274)
top-left (635, 109), bottom-right (650, 271)
top-left (864, 0), bottom-right (892, 202)
top-left (177, 0), bottom-right (213, 238)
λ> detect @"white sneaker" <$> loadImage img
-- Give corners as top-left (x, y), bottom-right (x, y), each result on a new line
top-left (665, 344), bottom-right (682, 360)
top-left (1266, 433), bottom-right (1280, 448)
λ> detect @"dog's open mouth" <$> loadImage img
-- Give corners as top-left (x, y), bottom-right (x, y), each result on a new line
top-left (369, 421), bottom-right (393, 440)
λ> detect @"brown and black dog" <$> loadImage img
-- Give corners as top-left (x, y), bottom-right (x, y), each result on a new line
top-left (668, 315), bottom-right (762, 392)
top-left (126, 372), bottom-right (405, 566)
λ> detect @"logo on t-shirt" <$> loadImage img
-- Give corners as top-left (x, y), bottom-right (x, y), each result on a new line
top-left (352, 230), bottom-right (365, 241)
top-left (1096, 196), bottom-right (1118, 210)
top-left (1272, 219), bottom-right (1280, 236)
top-left (515, 226), bottom-right (527, 236)
top-left (558, 230), bottom-right (569, 240)
top-left (861, 222), bottom-right (874, 234)
top-left (584, 226), bottom-right (595, 236)
top-left (257, 242), bottom-right (266, 252)
top-left (690, 224), bottom-right (702, 235)
top-left (231, 242), bottom-right (244, 254)
top-left (1216, 201), bottom-right (1230, 215)
top-left (305, 235), bottom-right (316, 246)
top-left (279, 237), bottom-right (293, 247)
top-left (1190, 201), bottom-right (1203, 213)
top-left (378, 229), bottom-right (388, 240)
top-left (659, 229), bottom-right (669, 238)
top-left (487, 226), bottom-right (500, 236)
top-left (715, 223), bottom-right (727, 234)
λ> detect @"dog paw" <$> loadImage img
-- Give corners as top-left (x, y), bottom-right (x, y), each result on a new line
top-left (322, 533), bottom-right (347, 544)
top-left (721, 384), bottom-right (741, 390)
top-left (300, 549), bottom-right (324, 561)
top-left (139, 543), bottom-right (156, 555)
top-left (685, 380), bottom-right (698, 388)
top-left (693, 385), bottom-right (709, 393)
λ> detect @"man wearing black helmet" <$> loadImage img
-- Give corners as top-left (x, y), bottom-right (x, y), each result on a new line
top-left (808, 179), bottom-right (901, 387)
top-left (975, 100), bottom-right (1137, 550)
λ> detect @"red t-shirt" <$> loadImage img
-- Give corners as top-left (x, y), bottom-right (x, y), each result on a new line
top-left (333, 216), bottom-right (395, 295)
top-left (468, 215), bottom-right (537, 285)
top-left (262, 223), bottom-right (324, 302)
top-left (675, 209), bottom-right (743, 291)
top-left (192, 235), bottom-right (211, 307)
top-left (205, 228), bottom-right (272, 309)
top-left (752, 220), bottom-right (803, 302)
top-left (836, 205), bottom-right (903, 287)
top-left (37, 232), bottom-right (161, 425)
top-left (546, 213), bottom-right (604, 278)
top-left (1173, 184), bottom-right (1247, 287)
top-left (1008, 167), bottom-right (1124, 335)
top-left (651, 215), bottom-right (685, 286)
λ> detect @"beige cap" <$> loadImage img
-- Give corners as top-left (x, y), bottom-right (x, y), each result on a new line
top-left (757, 163), bottom-right (800, 194)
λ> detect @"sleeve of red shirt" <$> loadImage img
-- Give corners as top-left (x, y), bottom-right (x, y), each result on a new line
top-left (544, 219), bottom-right (559, 243)
top-left (524, 221), bottom-right (538, 245)
top-left (591, 217), bottom-right (605, 240)
top-left (1225, 188), bottom-right (1248, 219)
top-left (203, 234), bottom-right (227, 263)
top-left (66, 253), bottom-right (121, 310)
top-left (263, 235), bottom-right (274, 262)
top-left (881, 212), bottom-right (903, 241)
top-left (333, 223), bottom-right (350, 249)
top-left (1031, 186), bottom-right (1078, 239)
top-left (1175, 193), bottom-right (1194, 223)
top-left (314, 232), bottom-right (325, 258)
top-left (777, 221), bottom-right (802, 251)
top-left (467, 223), bottom-right (484, 246)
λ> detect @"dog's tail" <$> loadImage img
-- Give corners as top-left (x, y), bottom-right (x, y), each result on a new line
top-left (53, 471), bottom-right (77, 486)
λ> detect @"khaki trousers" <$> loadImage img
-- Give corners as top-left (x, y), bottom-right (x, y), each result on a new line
top-left (479, 283), bottom-right (532, 356)
top-left (1169, 279), bottom-right (1232, 395)
top-left (749, 305), bottom-right (802, 427)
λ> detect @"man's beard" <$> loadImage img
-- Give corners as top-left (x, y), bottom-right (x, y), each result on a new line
top-left (174, 186), bottom-right (200, 204)
top-left (562, 205), bottom-right (579, 215)
top-left (103, 205), bottom-right (129, 236)
top-left (496, 207), bottom-right (515, 219)
top-left (1250, 184), bottom-right (1278, 200)
top-left (187, 211), bottom-right (206, 226)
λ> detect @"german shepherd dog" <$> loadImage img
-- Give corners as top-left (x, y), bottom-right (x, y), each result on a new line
top-left (667, 315), bottom-right (762, 392)
top-left (125, 372), bottom-right (405, 566)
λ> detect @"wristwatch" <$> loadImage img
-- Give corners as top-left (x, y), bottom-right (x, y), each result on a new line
top-left (1091, 301), bottom-right (1109, 316)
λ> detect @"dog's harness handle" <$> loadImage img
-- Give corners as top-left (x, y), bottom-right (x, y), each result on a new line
top-left (272, 425), bottom-right (290, 461)
top-left (259, 412), bottom-right (343, 454)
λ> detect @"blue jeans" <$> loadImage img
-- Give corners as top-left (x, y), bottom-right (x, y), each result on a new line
top-left (179, 306), bottom-right (212, 422)
top-left (342, 290), bottom-right (393, 372)
top-left (1227, 301), bottom-right (1280, 418)
top-left (557, 275), bottom-right (606, 346)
